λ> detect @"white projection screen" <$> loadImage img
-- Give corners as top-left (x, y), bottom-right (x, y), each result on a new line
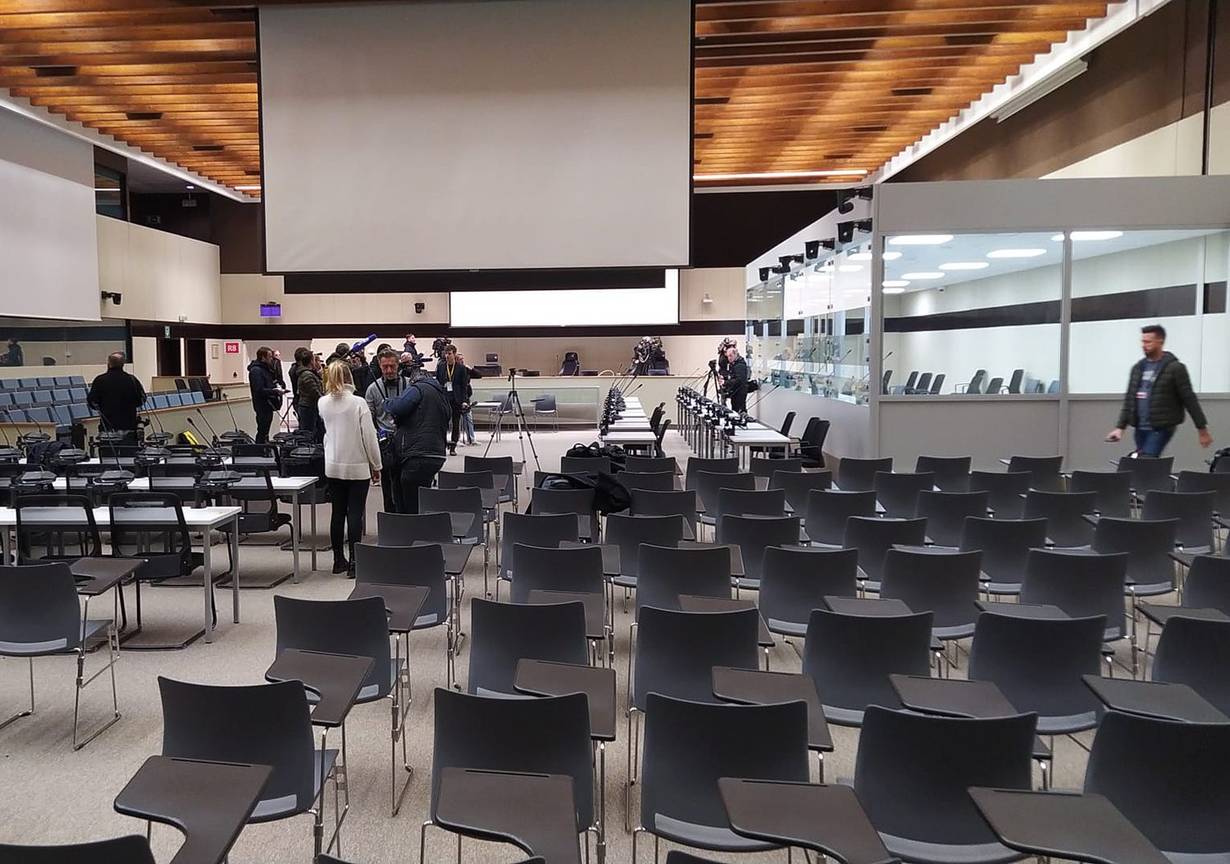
top-left (0, 111), bottom-right (99, 321)
top-left (450, 272), bottom-right (679, 327)
top-left (259, 0), bottom-right (693, 273)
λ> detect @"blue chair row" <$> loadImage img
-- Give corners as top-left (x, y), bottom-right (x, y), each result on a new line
top-left (144, 391), bottom-right (205, 409)
top-left (0, 375), bottom-right (85, 390)
top-left (0, 387), bottom-right (88, 408)
top-left (2, 404), bottom-right (95, 426)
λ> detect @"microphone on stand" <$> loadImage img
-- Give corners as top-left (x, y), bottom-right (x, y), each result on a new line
top-left (190, 412), bottom-right (222, 449)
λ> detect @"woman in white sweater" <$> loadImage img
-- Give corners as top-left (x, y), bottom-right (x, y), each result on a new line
top-left (318, 360), bottom-right (382, 575)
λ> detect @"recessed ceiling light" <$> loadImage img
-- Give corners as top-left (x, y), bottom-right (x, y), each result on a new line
top-left (838, 264), bottom-right (863, 272)
top-left (234, 185), bottom-right (262, 191)
top-left (888, 234), bottom-right (953, 246)
top-left (987, 248), bottom-right (1047, 258)
top-left (939, 262), bottom-right (989, 271)
top-left (883, 280), bottom-right (910, 288)
top-left (882, 251), bottom-right (902, 260)
top-left (902, 272), bottom-right (944, 280)
top-left (883, 286), bottom-right (907, 295)
top-left (693, 169), bottom-right (867, 181)
top-left (185, 184), bottom-right (195, 191)
top-left (1052, 231), bottom-right (1124, 242)
top-left (848, 251), bottom-right (872, 261)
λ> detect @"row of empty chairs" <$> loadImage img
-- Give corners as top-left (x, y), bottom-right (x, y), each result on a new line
top-left (0, 375), bottom-right (86, 390)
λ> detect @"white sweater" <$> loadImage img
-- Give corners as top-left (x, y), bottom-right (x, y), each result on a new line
top-left (318, 388), bottom-right (383, 480)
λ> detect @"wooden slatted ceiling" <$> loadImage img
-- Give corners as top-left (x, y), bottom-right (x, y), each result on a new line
top-left (0, 1), bottom-right (1112, 196)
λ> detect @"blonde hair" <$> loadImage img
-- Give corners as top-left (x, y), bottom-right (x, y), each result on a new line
top-left (323, 360), bottom-right (353, 395)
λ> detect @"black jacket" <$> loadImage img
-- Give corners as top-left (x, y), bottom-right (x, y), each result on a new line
top-left (87, 367), bottom-right (146, 431)
top-left (388, 376), bottom-right (451, 460)
top-left (1117, 351), bottom-right (1208, 430)
top-left (247, 360), bottom-right (282, 411)
top-left (296, 368), bottom-right (322, 408)
top-left (436, 359), bottom-right (471, 406)
top-left (724, 356), bottom-right (750, 410)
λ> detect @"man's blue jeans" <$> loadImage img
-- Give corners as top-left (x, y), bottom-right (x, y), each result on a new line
top-left (1134, 426), bottom-right (1175, 457)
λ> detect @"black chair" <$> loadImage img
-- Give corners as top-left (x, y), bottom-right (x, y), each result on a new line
top-left (714, 488), bottom-right (786, 520)
top-left (749, 456), bottom-right (803, 480)
top-left (844, 516), bottom-right (928, 591)
top-left (1085, 711), bottom-right (1230, 861)
top-left (561, 455), bottom-right (611, 475)
top-left (684, 457), bottom-right (739, 492)
top-left (769, 469), bottom-right (832, 514)
top-left (420, 485), bottom-right (490, 594)
top-left (915, 455), bottom-right (972, 492)
top-left (635, 543), bottom-right (732, 613)
top-left (750, 410), bottom-right (796, 457)
top-left (436, 469), bottom-right (495, 492)
top-left (759, 546), bottom-right (858, 638)
top-left (224, 469), bottom-right (293, 541)
top-left (835, 457), bottom-right (893, 492)
top-left (1176, 469), bottom-right (1230, 515)
top-left (984, 376), bottom-right (1004, 395)
top-left (510, 542), bottom-right (606, 602)
top-left (874, 471), bottom-right (935, 518)
top-left (468, 598), bottom-right (588, 696)
top-left (803, 607), bottom-right (933, 727)
top-left (716, 514), bottom-right (801, 591)
top-left (796, 417), bottom-right (831, 469)
top-left (13, 492), bottom-right (101, 564)
top-left (499, 512), bottom-right (579, 590)
top-left (629, 489), bottom-right (698, 536)
top-left (968, 470), bottom-right (1031, 519)
top-left (1005, 369), bottom-right (1025, 394)
top-left (1115, 454), bottom-right (1175, 496)
top-left (0, 836), bottom-right (154, 863)
top-left (881, 547), bottom-right (982, 642)
top-left (1024, 489), bottom-right (1098, 547)
top-left (353, 542), bottom-right (457, 688)
top-left (633, 695), bottom-right (808, 861)
top-left (532, 486), bottom-right (600, 543)
top-left (805, 489), bottom-right (877, 547)
top-left (1152, 615), bottom-right (1230, 716)
top-left (607, 512), bottom-right (682, 590)
top-left (377, 511), bottom-right (452, 545)
top-left (959, 516), bottom-right (1048, 596)
top-left (695, 470), bottom-right (755, 526)
top-left (1006, 455), bottom-right (1064, 492)
top-left (619, 470), bottom-right (676, 493)
top-left (1068, 470), bottom-right (1133, 518)
top-left (917, 490), bottom-right (989, 547)
top-left (969, 612), bottom-right (1105, 737)
top-left (854, 706), bottom-right (1036, 864)
top-left (1092, 516), bottom-right (1180, 601)
top-left (1142, 490), bottom-right (1215, 551)
top-left (651, 420), bottom-right (670, 460)
top-left (1177, 554), bottom-right (1230, 612)
top-left (108, 491), bottom-right (198, 636)
top-left (158, 677), bottom-right (341, 859)
top-left (0, 562), bottom-right (120, 750)
top-left (911, 372), bottom-right (932, 395)
top-left (625, 455), bottom-right (677, 474)
top-left (427, 689), bottom-right (596, 859)
top-left (464, 455), bottom-right (516, 508)
top-left (1021, 548), bottom-right (1129, 653)
top-left (956, 370), bottom-right (986, 395)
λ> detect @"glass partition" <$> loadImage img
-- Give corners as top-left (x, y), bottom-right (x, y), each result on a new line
top-left (0, 317), bottom-right (129, 369)
top-left (881, 232), bottom-right (1061, 396)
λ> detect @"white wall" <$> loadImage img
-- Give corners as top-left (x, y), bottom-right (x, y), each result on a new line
top-left (129, 335), bottom-right (158, 390)
top-left (220, 274), bottom-right (449, 325)
top-left (97, 215), bottom-right (221, 324)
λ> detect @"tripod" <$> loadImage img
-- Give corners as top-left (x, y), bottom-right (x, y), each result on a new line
top-left (482, 368), bottom-right (541, 471)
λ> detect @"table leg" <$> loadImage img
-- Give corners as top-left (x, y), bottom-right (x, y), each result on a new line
top-left (202, 529), bottom-right (214, 644)
top-left (231, 513), bottom-right (240, 624)
top-left (310, 496), bottom-right (318, 572)
top-left (292, 490), bottom-right (301, 583)
top-left (1, 525), bottom-right (9, 566)
top-left (597, 740), bottom-right (606, 864)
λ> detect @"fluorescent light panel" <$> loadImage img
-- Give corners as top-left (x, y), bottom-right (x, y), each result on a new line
top-left (888, 234), bottom-right (953, 246)
top-left (939, 261), bottom-right (989, 271)
top-left (987, 248), bottom-right (1047, 258)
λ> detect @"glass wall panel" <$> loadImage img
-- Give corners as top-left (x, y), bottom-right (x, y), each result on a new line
top-left (1200, 230), bottom-right (1230, 392)
top-left (1068, 229), bottom-right (1218, 393)
top-left (0, 317), bottom-right (129, 368)
top-left (881, 232), bottom-right (1061, 397)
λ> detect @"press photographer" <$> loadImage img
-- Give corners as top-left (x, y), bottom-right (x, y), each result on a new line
top-left (366, 347), bottom-right (409, 512)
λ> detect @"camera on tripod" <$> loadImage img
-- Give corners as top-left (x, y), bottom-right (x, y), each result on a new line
top-left (431, 336), bottom-right (453, 360)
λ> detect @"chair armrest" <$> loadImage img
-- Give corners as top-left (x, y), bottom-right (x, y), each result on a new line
top-left (76, 571), bottom-right (127, 596)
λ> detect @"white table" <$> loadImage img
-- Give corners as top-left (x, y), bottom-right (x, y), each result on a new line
top-left (599, 430), bottom-right (657, 453)
top-left (0, 504), bottom-right (241, 643)
top-left (725, 423), bottom-right (793, 464)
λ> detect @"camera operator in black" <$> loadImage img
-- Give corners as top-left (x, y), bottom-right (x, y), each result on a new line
top-left (366, 348), bottom-right (409, 512)
top-left (385, 364), bottom-right (451, 513)
top-left (247, 346), bottom-right (284, 444)
top-left (721, 342), bottom-right (750, 412)
top-left (435, 344), bottom-right (471, 456)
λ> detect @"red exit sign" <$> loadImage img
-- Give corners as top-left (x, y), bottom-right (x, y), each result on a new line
top-left (225, 341), bottom-right (240, 354)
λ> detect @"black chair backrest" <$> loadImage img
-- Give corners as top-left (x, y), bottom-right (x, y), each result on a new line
top-left (14, 492), bottom-right (101, 563)
top-left (804, 489), bottom-right (876, 546)
top-left (618, 470), bottom-right (676, 493)
top-left (715, 488), bottom-right (786, 519)
top-left (159, 677), bottom-right (317, 816)
top-left (0, 562), bottom-right (82, 651)
top-left (1176, 469), bottom-right (1230, 515)
top-left (0, 836), bottom-right (155, 864)
top-left (273, 595), bottom-right (392, 699)
top-left (903, 371), bottom-right (918, 391)
top-left (354, 542), bottom-right (449, 624)
top-left (759, 546), bottom-right (858, 630)
top-left (968, 470), bottom-right (1031, 519)
top-left (1024, 489), bottom-right (1098, 547)
top-left (1021, 548), bottom-right (1128, 636)
top-left (966, 370), bottom-right (986, 394)
top-left (1142, 490), bottom-right (1215, 550)
top-left (639, 694), bottom-right (808, 841)
top-left (916, 490), bottom-right (988, 547)
top-left (431, 688), bottom-right (594, 831)
top-left (1006, 368), bottom-right (1025, 394)
top-left (464, 456), bottom-right (515, 498)
top-left (684, 457), bottom-right (739, 491)
top-left (874, 471), bottom-right (935, 518)
top-left (749, 456), bottom-right (803, 479)
top-left (913, 372), bottom-right (932, 394)
top-left (436, 469), bottom-right (494, 490)
top-left (929, 373), bottom-right (945, 394)
top-left (1183, 555), bottom-right (1230, 612)
top-left (377, 510), bottom-right (452, 545)
top-left (835, 457), bottom-right (893, 492)
top-left (605, 512), bottom-right (681, 577)
top-left (798, 418), bottom-right (831, 466)
top-left (629, 489), bottom-right (698, 534)
top-left (625, 455), bottom-right (677, 474)
top-left (1116, 454), bottom-right (1175, 494)
top-left (770, 469), bottom-right (832, 513)
top-left (716, 514), bottom-right (801, 582)
top-left (803, 608), bottom-right (933, 721)
top-left (468, 598), bottom-right (588, 696)
top-left (635, 543), bottom-right (732, 613)
top-left (881, 547), bottom-right (982, 630)
top-left (510, 542), bottom-right (605, 601)
top-left (419, 486), bottom-right (485, 544)
top-left (854, 706), bottom-right (1036, 848)
top-left (1085, 711), bottom-right (1230, 856)
top-left (1091, 516), bottom-right (1179, 588)
top-left (1006, 455), bottom-right (1064, 492)
top-left (778, 411), bottom-right (796, 437)
top-left (560, 455), bottom-right (610, 475)
top-left (1069, 470), bottom-right (1133, 518)
top-left (532, 486), bottom-right (596, 516)
top-left (695, 470), bottom-right (755, 515)
top-left (1152, 616), bottom-right (1230, 715)
top-left (959, 516), bottom-right (1048, 589)
top-left (108, 491), bottom-right (192, 579)
top-left (914, 455), bottom-right (971, 492)
top-left (843, 516), bottom-right (928, 584)
top-left (501, 512), bottom-right (579, 574)
top-left (969, 612), bottom-right (1106, 718)
top-left (632, 606), bottom-right (759, 709)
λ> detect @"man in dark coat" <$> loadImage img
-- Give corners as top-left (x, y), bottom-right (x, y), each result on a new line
top-left (247, 346), bottom-right (283, 444)
top-left (87, 352), bottom-right (146, 435)
top-left (385, 366), bottom-right (451, 513)
top-left (1107, 324), bottom-right (1212, 456)
top-left (435, 344), bottom-right (471, 455)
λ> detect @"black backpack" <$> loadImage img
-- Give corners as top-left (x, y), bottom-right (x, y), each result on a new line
top-left (534, 470), bottom-right (630, 515)
top-left (565, 441), bottom-right (628, 471)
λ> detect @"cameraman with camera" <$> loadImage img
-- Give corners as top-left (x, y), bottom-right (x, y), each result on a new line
top-left (720, 341), bottom-right (750, 412)
top-left (366, 347), bottom-right (409, 512)
top-left (384, 363), bottom-right (452, 513)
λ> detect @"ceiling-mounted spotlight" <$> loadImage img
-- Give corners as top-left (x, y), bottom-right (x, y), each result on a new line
top-left (771, 262), bottom-right (790, 275)
top-left (836, 218), bottom-right (874, 244)
top-left (837, 187), bottom-right (874, 215)
top-left (758, 266), bottom-right (771, 282)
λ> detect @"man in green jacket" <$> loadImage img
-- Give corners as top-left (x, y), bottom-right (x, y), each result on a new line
top-left (1106, 324), bottom-right (1213, 457)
